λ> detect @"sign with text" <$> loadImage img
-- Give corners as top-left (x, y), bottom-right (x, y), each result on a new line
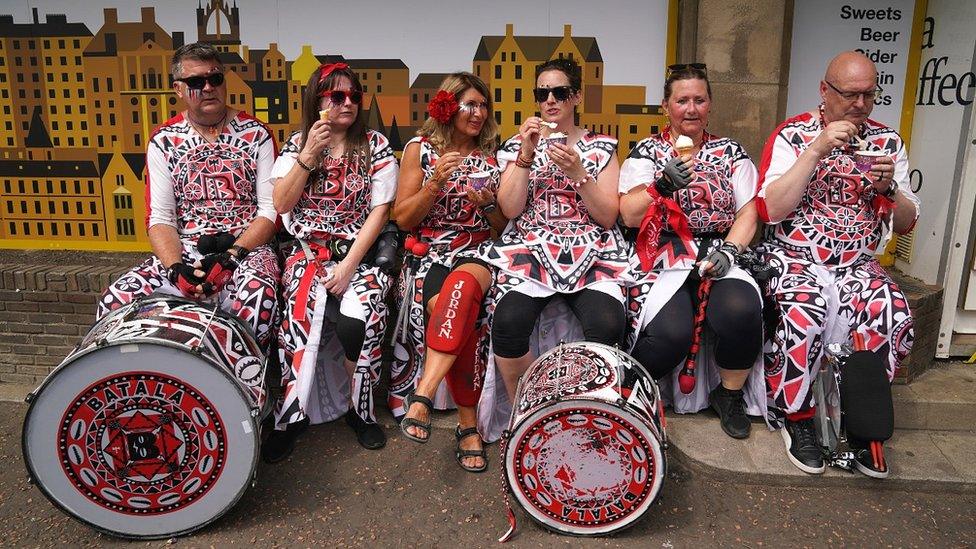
top-left (786, 1), bottom-right (915, 130)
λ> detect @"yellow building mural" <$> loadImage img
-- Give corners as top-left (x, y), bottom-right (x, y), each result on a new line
top-left (0, 3), bottom-right (671, 250)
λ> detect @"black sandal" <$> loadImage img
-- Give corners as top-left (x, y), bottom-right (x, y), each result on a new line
top-left (400, 392), bottom-right (433, 443)
top-left (455, 425), bottom-right (488, 473)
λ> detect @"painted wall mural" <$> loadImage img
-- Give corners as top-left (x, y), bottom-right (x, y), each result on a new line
top-left (0, 0), bottom-right (671, 250)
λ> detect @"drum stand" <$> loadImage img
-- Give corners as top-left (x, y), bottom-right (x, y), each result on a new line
top-left (814, 342), bottom-right (860, 473)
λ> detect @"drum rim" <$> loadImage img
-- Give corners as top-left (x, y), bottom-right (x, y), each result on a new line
top-left (120, 295), bottom-right (265, 361)
top-left (512, 341), bottom-right (660, 410)
top-left (21, 341), bottom-right (261, 540)
top-left (504, 398), bottom-right (667, 537)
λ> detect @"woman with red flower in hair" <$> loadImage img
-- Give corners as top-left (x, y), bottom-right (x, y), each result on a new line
top-left (391, 72), bottom-right (504, 472)
top-left (263, 63), bottom-right (399, 463)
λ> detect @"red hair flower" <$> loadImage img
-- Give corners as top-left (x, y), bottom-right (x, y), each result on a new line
top-left (427, 90), bottom-right (459, 124)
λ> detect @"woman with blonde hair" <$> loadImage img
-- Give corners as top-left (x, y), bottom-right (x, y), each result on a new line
top-left (392, 72), bottom-right (505, 472)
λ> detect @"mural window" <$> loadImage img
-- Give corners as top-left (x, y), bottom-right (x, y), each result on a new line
top-left (74, 181), bottom-right (80, 194)
top-left (129, 74), bottom-right (136, 88)
top-left (82, 137), bottom-right (89, 146)
top-left (93, 224), bottom-right (99, 237)
top-left (0, 73), bottom-right (4, 83)
top-left (52, 121), bottom-right (59, 131)
top-left (61, 202), bottom-right (68, 214)
top-left (377, 85), bottom-right (382, 93)
top-left (14, 58), bottom-right (21, 68)
top-left (97, 136), bottom-right (104, 148)
top-left (51, 223), bottom-right (58, 236)
top-left (45, 73), bottom-right (52, 83)
top-left (88, 182), bottom-right (95, 194)
top-left (58, 40), bottom-right (65, 49)
top-left (73, 40), bottom-right (80, 48)
top-left (16, 73), bottom-right (23, 83)
top-left (107, 78), bottom-right (113, 92)
top-left (75, 202), bottom-right (82, 214)
top-left (46, 89), bottom-right (53, 99)
top-left (132, 111), bottom-right (139, 124)
top-left (116, 219), bottom-right (123, 234)
top-left (495, 89), bottom-right (501, 102)
top-left (502, 53), bottom-right (507, 62)
top-left (48, 201), bottom-right (54, 214)
top-left (65, 105), bottom-right (72, 114)
top-left (515, 88), bottom-right (522, 102)
top-left (32, 181), bottom-right (38, 193)
top-left (630, 124), bottom-right (637, 133)
top-left (412, 112), bottom-right (417, 122)
top-left (79, 224), bottom-right (85, 236)
top-left (5, 200), bottom-right (10, 212)
top-left (514, 111), bottom-right (521, 125)
top-left (494, 111), bottom-right (501, 124)
top-left (12, 40), bottom-right (18, 49)
top-left (65, 224), bottom-right (71, 236)
top-left (595, 66), bottom-right (600, 78)
top-left (8, 222), bottom-right (14, 235)
top-left (77, 74), bottom-right (82, 83)
top-left (67, 121), bottom-right (73, 130)
top-left (515, 66), bottom-right (522, 79)
top-left (495, 65), bottom-right (501, 79)
top-left (22, 222), bottom-right (29, 236)
top-left (31, 73), bottom-right (39, 83)
top-left (51, 105), bottom-right (58, 115)
top-left (116, 174), bottom-right (124, 186)
top-left (89, 201), bottom-right (97, 214)
top-left (37, 222), bottom-right (43, 236)
top-left (476, 66), bottom-right (480, 77)
top-left (363, 85), bottom-right (368, 92)
top-left (59, 56), bottom-right (66, 65)
top-left (34, 201), bottom-right (40, 214)
top-left (109, 114), bottom-right (115, 125)
top-left (424, 93), bottom-right (429, 102)
top-left (151, 111), bottom-right (158, 125)
top-left (651, 125), bottom-right (659, 134)
top-left (81, 121), bottom-right (87, 130)
top-left (134, 134), bottom-right (141, 147)
top-left (62, 89), bottom-right (69, 98)
top-left (377, 72), bottom-right (382, 80)
top-left (44, 40), bottom-right (50, 48)
top-left (412, 93), bottom-right (417, 102)
top-left (18, 181), bottom-right (24, 193)
top-left (46, 182), bottom-right (52, 193)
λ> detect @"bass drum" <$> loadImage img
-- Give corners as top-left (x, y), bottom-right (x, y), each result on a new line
top-left (504, 342), bottom-right (667, 537)
top-left (22, 296), bottom-right (266, 539)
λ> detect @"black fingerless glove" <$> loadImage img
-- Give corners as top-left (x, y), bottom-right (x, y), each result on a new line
top-left (198, 252), bottom-right (239, 295)
top-left (167, 263), bottom-right (205, 296)
top-left (655, 156), bottom-right (693, 196)
top-left (700, 242), bottom-right (740, 278)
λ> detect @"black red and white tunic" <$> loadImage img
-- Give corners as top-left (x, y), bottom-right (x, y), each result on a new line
top-left (756, 112), bottom-right (918, 425)
top-left (389, 136), bottom-right (500, 418)
top-left (484, 132), bottom-right (630, 299)
top-left (620, 128), bottom-right (766, 416)
top-left (271, 129), bottom-right (399, 427)
top-left (97, 111), bottom-right (280, 349)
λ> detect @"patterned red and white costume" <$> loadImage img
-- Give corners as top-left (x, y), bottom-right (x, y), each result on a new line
top-left (484, 133), bottom-right (630, 296)
top-left (619, 129), bottom-right (767, 416)
top-left (477, 132), bottom-right (630, 441)
top-left (272, 129), bottom-right (398, 428)
top-left (97, 112), bottom-right (280, 350)
top-left (756, 113), bottom-right (919, 426)
top-left (389, 137), bottom-right (500, 418)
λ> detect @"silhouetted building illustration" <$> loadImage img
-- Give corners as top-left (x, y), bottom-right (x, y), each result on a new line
top-left (409, 73), bottom-right (450, 126)
top-left (197, 0), bottom-right (241, 53)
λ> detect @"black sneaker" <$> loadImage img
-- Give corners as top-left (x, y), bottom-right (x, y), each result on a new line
top-left (261, 418), bottom-right (309, 464)
top-left (710, 385), bottom-right (751, 439)
top-left (345, 410), bottom-right (387, 450)
top-left (850, 440), bottom-right (890, 479)
top-left (781, 418), bottom-right (826, 474)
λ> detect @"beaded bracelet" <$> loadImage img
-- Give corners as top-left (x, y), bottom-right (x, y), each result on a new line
top-left (296, 156), bottom-right (315, 172)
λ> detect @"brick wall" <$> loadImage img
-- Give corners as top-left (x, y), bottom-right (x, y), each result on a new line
top-left (891, 272), bottom-right (944, 384)
top-left (0, 263), bottom-right (129, 386)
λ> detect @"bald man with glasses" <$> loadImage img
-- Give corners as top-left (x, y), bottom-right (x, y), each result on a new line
top-left (754, 51), bottom-right (919, 477)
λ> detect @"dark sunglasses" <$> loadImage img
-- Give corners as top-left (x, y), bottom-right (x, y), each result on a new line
top-left (175, 72), bottom-right (225, 90)
top-left (667, 63), bottom-right (708, 77)
top-left (319, 89), bottom-right (363, 105)
top-left (532, 86), bottom-right (575, 103)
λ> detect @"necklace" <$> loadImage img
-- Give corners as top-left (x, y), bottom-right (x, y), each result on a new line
top-left (188, 110), bottom-right (228, 139)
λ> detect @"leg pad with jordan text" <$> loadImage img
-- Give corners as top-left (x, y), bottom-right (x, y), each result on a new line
top-left (426, 270), bottom-right (483, 355)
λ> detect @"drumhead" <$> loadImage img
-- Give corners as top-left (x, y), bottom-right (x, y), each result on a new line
top-left (504, 399), bottom-right (666, 536)
top-left (23, 342), bottom-right (259, 539)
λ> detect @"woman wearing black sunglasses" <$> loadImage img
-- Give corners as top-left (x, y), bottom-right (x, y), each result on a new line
top-left (483, 57), bottom-right (629, 406)
top-left (264, 63), bottom-right (399, 462)
top-left (391, 72), bottom-right (506, 473)
top-left (619, 63), bottom-right (764, 440)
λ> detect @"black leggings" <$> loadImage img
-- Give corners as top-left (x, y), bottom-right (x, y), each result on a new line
top-left (631, 277), bottom-right (762, 380)
top-left (492, 289), bottom-right (626, 358)
top-left (335, 314), bottom-right (366, 362)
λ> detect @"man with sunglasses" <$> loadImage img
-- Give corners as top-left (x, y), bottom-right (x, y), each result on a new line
top-left (97, 42), bottom-right (281, 352)
top-left (755, 51), bottom-right (919, 478)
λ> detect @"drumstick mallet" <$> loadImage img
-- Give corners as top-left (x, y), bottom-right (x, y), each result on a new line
top-left (393, 235), bottom-right (429, 344)
top-left (678, 277), bottom-right (713, 394)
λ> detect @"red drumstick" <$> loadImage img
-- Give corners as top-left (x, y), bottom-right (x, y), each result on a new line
top-left (678, 277), bottom-right (713, 394)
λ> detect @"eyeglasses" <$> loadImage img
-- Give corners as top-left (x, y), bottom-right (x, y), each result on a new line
top-left (825, 80), bottom-right (883, 103)
top-left (319, 89), bottom-right (364, 105)
top-left (175, 72), bottom-right (225, 90)
top-left (459, 100), bottom-right (489, 114)
top-left (667, 63), bottom-right (708, 77)
top-left (532, 86), bottom-right (575, 103)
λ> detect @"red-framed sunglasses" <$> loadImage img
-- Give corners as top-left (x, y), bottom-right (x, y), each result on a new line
top-left (318, 89), bottom-right (363, 105)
